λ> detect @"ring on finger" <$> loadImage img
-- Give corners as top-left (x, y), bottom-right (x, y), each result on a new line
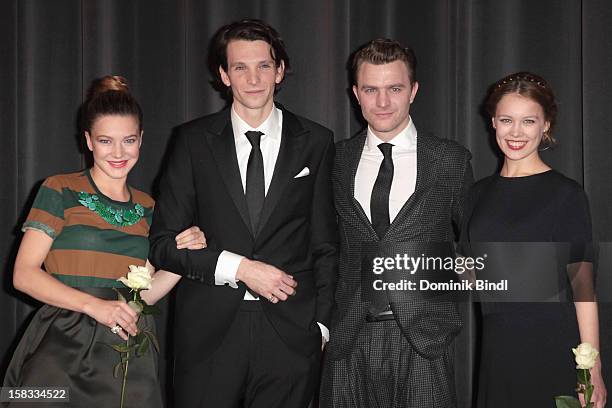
top-left (110, 324), bottom-right (122, 334)
top-left (268, 295), bottom-right (276, 302)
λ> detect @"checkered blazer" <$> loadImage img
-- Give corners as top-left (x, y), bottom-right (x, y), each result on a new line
top-left (328, 130), bottom-right (473, 362)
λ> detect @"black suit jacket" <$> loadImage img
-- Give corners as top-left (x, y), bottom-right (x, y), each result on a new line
top-left (329, 130), bottom-right (473, 361)
top-left (149, 105), bottom-right (338, 364)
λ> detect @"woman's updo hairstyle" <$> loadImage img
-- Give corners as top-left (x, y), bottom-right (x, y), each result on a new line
top-left (486, 71), bottom-right (558, 148)
top-left (82, 75), bottom-right (143, 132)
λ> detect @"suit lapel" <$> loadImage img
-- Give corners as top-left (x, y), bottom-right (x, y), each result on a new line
top-left (256, 108), bottom-right (306, 238)
top-left (344, 132), bottom-right (377, 236)
top-left (205, 110), bottom-right (253, 236)
top-left (386, 132), bottom-right (441, 236)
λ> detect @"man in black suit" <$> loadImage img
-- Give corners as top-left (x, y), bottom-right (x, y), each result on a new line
top-left (149, 19), bottom-right (337, 408)
top-left (320, 39), bottom-right (473, 407)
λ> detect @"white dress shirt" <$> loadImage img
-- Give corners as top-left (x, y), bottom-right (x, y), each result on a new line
top-left (212, 104), bottom-right (329, 341)
top-left (355, 118), bottom-right (418, 223)
top-left (214, 105), bottom-right (282, 296)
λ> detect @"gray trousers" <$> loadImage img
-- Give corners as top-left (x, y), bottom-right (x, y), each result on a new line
top-left (320, 319), bottom-right (457, 408)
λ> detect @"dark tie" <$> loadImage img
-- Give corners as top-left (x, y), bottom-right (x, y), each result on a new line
top-left (370, 143), bottom-right (394, 239)
top-left (245, 131), bottom-right (265, 234)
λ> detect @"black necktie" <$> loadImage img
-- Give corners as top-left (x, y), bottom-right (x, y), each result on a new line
top-left (245, 131), bottom-right (265, 234)
top-left (370, 143), bottom-right (394, 238)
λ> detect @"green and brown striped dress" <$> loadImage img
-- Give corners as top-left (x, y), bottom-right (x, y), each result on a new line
top-left (3, 169), bottom-right (163, 407)
top-left (23, 169), bottom-right (154, 287)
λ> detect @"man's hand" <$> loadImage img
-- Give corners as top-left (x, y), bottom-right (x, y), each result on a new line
top-left (236, 258), bottom-right (297, 303)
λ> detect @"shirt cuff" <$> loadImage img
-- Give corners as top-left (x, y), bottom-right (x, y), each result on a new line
top-left (317, 322), bottom-right (330, 343)
top-left (214, 251), bottom-right (244, 288)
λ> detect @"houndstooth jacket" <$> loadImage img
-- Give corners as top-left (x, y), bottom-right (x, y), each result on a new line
top-left (327, 129), bottom-right (473, 362)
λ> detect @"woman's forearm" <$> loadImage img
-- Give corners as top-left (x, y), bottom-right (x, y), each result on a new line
top-left (14, 265), bottom-right (100, 314)
top-left (575, 301), bottom-right (600, 352)
top-left (13, 230), bottom-right (102, 314)
top-left (140, 267), bottom-right (181, 305)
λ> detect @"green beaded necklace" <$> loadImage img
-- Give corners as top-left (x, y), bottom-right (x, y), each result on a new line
top-left (78, 170), bottom-right (144, 227)
top-left (78, 191), bottom-right (144, 227)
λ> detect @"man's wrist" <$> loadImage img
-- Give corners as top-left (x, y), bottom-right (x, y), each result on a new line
top-left (214, 251), bottom-right (244, 288)
top-left (235, 257), bottom-right (253, 282)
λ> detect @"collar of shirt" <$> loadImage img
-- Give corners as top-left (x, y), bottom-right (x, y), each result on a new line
top-left (365, 116), bottom-right (417, 153)
top-left (231, 104), bottom-right (283, 144)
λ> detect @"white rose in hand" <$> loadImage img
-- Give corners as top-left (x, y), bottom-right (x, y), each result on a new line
top-left (118, 265), bottom-right (153, 290)
top-left (573, 342), bottom-right (599, 370)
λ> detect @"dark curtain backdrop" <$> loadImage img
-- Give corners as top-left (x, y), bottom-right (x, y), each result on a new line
top-left (2, 1), bottom-right (611, 406)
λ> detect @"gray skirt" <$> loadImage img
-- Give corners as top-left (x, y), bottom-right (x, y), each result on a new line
top-left (2, 287), bottom-right (163, 408)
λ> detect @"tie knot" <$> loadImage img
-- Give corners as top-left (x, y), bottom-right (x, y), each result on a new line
top-left (245, 131), bottom-right (264, 148)
top-left (378, 143), bottom-right (394, 158)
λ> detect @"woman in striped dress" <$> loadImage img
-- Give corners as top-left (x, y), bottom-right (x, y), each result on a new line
top-left (3, 76), bottom-right (202, 407)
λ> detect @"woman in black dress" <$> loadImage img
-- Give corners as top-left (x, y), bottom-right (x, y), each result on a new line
top-left (464, 72), bottom-right (606, 407)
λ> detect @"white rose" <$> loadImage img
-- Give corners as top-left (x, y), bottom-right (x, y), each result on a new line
top-left (572, 342), bottom-right (599, 370)
top-left (117, 265), bottom-right (153, 290)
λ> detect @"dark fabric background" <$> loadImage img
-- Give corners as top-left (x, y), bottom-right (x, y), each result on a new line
top-left (1, 1), bottom-right (611, 406)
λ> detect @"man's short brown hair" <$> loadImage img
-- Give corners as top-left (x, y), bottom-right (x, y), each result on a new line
top-left (210, 19), bottom-right (291, 95)
top-left (351, 38), bottom-right (417, 85)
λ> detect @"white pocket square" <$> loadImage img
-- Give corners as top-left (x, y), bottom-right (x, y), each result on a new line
top-left (294, 167), bottom-right (310, 178)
